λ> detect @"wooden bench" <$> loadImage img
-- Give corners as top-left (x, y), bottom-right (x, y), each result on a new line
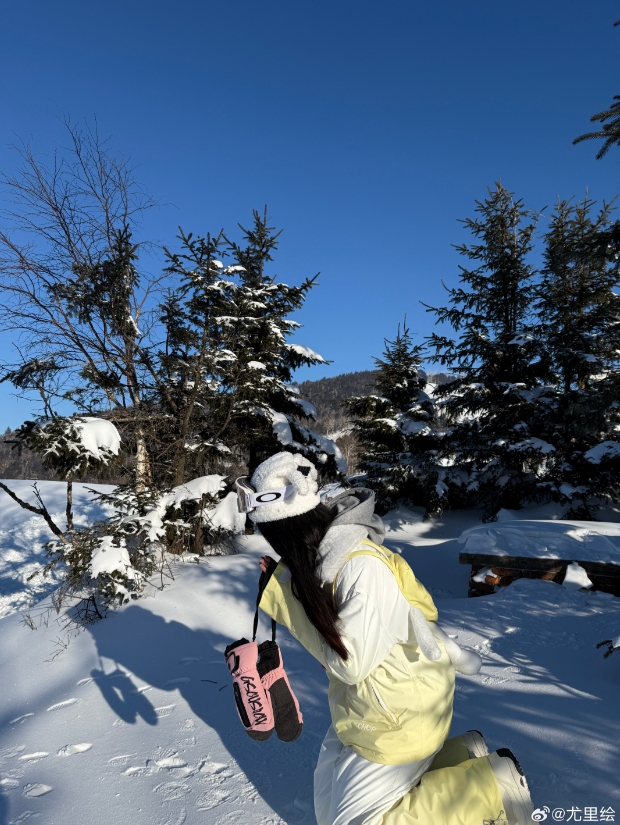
top-left (460, 551), bottom-right (620, 597)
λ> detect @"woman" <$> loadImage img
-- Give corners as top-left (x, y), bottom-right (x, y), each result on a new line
top-left (241, 451), bottom-right (534, 825)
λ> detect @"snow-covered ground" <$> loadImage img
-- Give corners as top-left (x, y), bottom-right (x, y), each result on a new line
top-left (0, 481), bottom-right (114, 620)
top-left (1, 485), bottom-right (620, 824)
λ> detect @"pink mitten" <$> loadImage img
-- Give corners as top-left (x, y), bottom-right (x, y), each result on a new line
top-left (225, 638), bottom-right (274, 740)
top-left (257, 640), bottom-right (303, 742)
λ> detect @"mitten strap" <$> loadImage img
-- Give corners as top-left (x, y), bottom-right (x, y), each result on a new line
top-left (253, 565), bottom-right (277, 643)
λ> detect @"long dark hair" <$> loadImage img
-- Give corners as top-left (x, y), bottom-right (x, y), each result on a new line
top-left (258, 503), bottom-right (348, 660)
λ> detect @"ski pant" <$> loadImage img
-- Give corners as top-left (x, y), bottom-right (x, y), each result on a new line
top-left (314, 727), bottom-right (505, 825)
top-left (314, 725), bottom-right (440, 825)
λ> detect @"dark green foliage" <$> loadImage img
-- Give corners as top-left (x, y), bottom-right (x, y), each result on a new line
top-left (346, 322), bottom-right (444, 516)
top-left (426, 182), bottom-right (551, 520)
top-left (12, 417), bottom-right (124, 481)
top-left (530, 196), bottom-right (620, 518)
top-left (574, 95), bottom-right (620, 160)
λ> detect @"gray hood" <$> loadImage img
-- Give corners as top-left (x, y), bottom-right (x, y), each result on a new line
top-left (329, 488), bottom-right (385, 544)
top-left (316, 488), bottom-right (385, 584)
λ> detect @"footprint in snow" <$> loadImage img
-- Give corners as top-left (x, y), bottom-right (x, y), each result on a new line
top-left (123, 766), bottom-right (149, 777)
top-left (195, 788), bottom-right (230, 810)
top-left (108, 754), bottom-right (135, 765)
top-left (153, 781), bottom-right (191, 802)
top-left (179, 657), bottom-right (200, 665)
top-left (155, 704), bottom-right (177, 717)
top-left (175, 736), bottom-right (197, 749)
top-left (0, 746), bottom-right (26, 759)
top-left (200, 761), bottom-right (230, 776)
top-left (18, 753), bottom-right (49, 763)
top-left (482, 666), bottom-right (521, 686)
top-left (156, 808), bottom-right (187, 825)
top-left (131, 685), bottom-right (152, 694)
top-left (163, 678), bottom-right (191, 688)
top-left (9, 714), bottom-right (34, 725)
top-left (8, 813), bottom-right (41, 824)
top-left (57, 743), bottom-right (92, 757)
top-left (156, 757), bottom-right (188, 769)
top-left (46, 698), bottom-right (79, 712)
top-left (76, 677), bottom-right (94, 686)
top-left (22, 783), bottom-right (53, 798)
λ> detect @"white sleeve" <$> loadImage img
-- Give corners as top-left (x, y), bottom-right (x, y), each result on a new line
top-left (320, 556), bottom-right (411, 685)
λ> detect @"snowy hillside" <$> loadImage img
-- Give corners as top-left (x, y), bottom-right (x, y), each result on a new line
top-left (1, 487), bottom-right (620, 824)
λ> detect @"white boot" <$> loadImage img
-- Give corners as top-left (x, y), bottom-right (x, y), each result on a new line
top-left (462, 729), bottom-right (489, 758)
top-left (488, 749), bottom-right (534, 825)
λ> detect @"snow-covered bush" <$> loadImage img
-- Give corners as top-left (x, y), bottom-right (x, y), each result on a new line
top-left (41, 475), bottom-right (246, 614)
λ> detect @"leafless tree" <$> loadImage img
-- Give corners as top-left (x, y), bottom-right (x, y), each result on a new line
top-left (0, 119), bottom-right (168, 489)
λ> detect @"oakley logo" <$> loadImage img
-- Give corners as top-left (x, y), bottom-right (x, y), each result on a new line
top-left (255, 491), bottom-right (283, 504)
top-left (357, 722), bottom-right (376, 731)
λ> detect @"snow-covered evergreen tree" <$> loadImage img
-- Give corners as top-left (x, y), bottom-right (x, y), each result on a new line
top-left (346, 321), bottom-right (444, 516)
top-left (157, 228), bottom-right (237, 487)
top-left (532, 196), bottom-right (620, 517)
top-left (220, 209), bottom-right (346, 479)
top-left (427, 182), bottom-right (551, 520)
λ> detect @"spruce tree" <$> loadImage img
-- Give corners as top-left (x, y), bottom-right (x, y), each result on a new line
top-left (158, 228), bottom-right (236, 487)
top-left (533, 196), bottom-right (620, 517)
top-left (346, 321), bottom-right (443, 516)
top-left (222, 209), bottom-right (345, 478)
top-left (160, 210), bottom-right (345, 482)
top-left (426, 182), bottom-right (550, 520)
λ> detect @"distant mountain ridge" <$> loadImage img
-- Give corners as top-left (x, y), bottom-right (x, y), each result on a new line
top-left (299, 369), bottom-right (452, 414)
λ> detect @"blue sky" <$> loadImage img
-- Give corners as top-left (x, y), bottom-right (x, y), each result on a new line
top-left (0, 0), bottom-right (619, 429)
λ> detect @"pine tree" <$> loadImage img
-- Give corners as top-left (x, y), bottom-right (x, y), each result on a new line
top-left (426, 182), bottom-right (551, 521)
top-left (157, 228), bottom-right (236, 487)
top-left (346, 321), bottom-right (443, 516)
top-left (221, 209), bottom-right (346, 479)
top-left (573, 94), bottom-right (620, 159)
top-left (157, 210), bottom-right (346, 484)
top-left (533, 196), bottom-right (620, 518)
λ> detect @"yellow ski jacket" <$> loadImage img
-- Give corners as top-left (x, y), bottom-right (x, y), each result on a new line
top-left (259, 532), bottom-right (455, 765)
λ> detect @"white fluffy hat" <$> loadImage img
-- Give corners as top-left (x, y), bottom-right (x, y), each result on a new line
top-left (249, 452), bottom-right (320, 523)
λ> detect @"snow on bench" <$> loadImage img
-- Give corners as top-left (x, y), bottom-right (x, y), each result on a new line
top-left (458, 520), bottom-right (620, 597)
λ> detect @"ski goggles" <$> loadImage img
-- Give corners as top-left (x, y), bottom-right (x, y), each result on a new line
top-left (235, 476), bottom-right (295, 514)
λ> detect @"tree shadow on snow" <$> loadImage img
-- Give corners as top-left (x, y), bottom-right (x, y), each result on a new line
top-left (86, 600), bottom-right (329, 821)
top-left (0, 790), bottom-right (8, 825)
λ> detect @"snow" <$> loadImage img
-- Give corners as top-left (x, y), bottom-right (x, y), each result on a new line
top-left (508, 437), bottom-right (555, 454)
top-left (73, 418), bottom-right (122, 459)
top-left (291, 397), bottom-right (317, 420)
top-left (142, 476), bottom-right (228, 543)
top-left (508, 333), bottom-right (535, 345)
top-left (398, 419), bottom-right (431, 436)
top-left (269, 410), bottom-right (295, 447)
top-left (263, 410), bottom-right (347, 475)
top-left (207, 491), bottom-right (246, 534)
top-left (90, 536), bottom-right (133, 579)
top-left (459, 519), bottom-right (620, 565)
top-left (286, 344), bottom-right (327, 364)
top-left (0, 481), bottom-right (115, 619)
top-left (1, 499), bottom-right (620, 822)
top-left (585, 441), bottom-right (620, 463)
top-left (247, 361), bottom-right (266, 370)
top-left (562, 562), bottom-right (592, 591)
